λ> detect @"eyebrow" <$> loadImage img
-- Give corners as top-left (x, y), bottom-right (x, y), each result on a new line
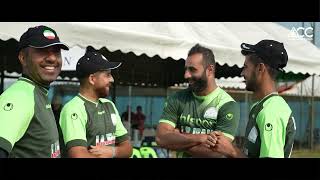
top-left (185, 66), bottom-right (196, 70)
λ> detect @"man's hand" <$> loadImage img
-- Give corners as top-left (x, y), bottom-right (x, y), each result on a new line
top-left (89, 145), bottom-right (114, 158)
top-left (183, 133), bottom-right (217, 148)
top-left (209, 131), bottom-right (235, 157)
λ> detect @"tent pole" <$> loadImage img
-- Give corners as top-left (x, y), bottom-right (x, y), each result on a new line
top-left (128, 85), bottom-right (132, 141)
top-left (310, 74), bottom-right (315, 150)
top-left (299, 79), bottom-right (303, 149)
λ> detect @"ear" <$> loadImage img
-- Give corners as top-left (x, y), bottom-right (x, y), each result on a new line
top-left (88, 74), bottom-right (96, 85)
top-left (18, 50), bottom-right (27, 67)
top-left (257, 63), bottom-right (267, 73)
top-left (207, 64), bottom-right (215, 76)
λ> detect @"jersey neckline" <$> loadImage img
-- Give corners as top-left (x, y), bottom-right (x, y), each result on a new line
top-left (78, 93), bottom-right (99, 106)
top-left (19, 75), bottom-right (49, 94)
top-left (192, 87), bottom-right (221, 101)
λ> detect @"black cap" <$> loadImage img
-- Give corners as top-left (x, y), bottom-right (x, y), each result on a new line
top-left (240, 39), bottom-right (288, 71)
top-left (76, 51), bottom-right (122, 78)
top-left (17, 25), bottom-right (69, 52)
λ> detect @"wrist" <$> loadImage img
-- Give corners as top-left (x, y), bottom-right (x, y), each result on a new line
top-left (228, 146), bottom-right (237, 158)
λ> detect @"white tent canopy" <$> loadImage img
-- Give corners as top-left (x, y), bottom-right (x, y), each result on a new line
top-left (1, 22), bottom-right (319, 74)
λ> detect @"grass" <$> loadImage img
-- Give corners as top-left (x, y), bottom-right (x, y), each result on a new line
top-left (291, 149), bottom-right (320, 158)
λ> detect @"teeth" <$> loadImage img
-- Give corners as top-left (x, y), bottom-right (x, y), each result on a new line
top-left (44, 67), bottom-right (54, 70)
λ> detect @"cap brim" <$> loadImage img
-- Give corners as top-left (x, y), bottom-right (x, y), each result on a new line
top-left (29, 42), bottom-right (69, 50)
top-left (240, 43), bottom-right (256, 55)
top-left (104, 62), bottom-right (122, 70)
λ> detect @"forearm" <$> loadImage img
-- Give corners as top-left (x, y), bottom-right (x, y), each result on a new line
top-left (68, 147), bottom-right (98, 158)
top-left (115, 141), bottom-right (132, 158)
top-left (228, 146), bottom-right (247, 158)
top-left (156, 132), bottom-right (202, 151)
top-left (186, 144), bottom-right (224, 158)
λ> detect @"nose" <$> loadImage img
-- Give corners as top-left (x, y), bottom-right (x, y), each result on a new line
top-left (184, 69), bottom-right (191, 79)
top-left (45, 51), bottom-right (59, 63)
top-left (45, 47), bottom-right (61, 63)
top-left (240, 68), bottom-right (244, 77)
top-left (109, 75), bottom-right (114, 83)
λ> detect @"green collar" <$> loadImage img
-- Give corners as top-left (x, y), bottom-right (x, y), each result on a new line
top-left (78, 93), bottom-right (99, 106)
top-left (19, 76), bottom-right (49, 95)
top-left (192, 87), bottom-right (221, 101)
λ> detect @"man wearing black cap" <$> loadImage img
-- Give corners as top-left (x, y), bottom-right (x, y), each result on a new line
top-left (208, 40), bottom-right (296, 158)
top-left (59, 50), bottom-right (132, 158)
top-left (0, 25), bottom-right (69, 158)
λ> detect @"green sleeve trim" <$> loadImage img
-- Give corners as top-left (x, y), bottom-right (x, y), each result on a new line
top-left (256, 108), bottom-right (286, 158)
top-left (59, 97), bottom-right (88, 145)
top-left (0, 81), bottom-right (35, 146)
top-left (113, 113), bottom-right (128, 137)
top-left (0, 137), bottom-right (12, 154)
top-left (159, 119), bottom-right (176, 127)
top-left (105, 99), bottom-right (129, 137)
top-left (116, 134), bottom-right (129, 144)
top-left (223, 133), bottom-right (234, 141)
top-left (160, 93), bottom-right (181, 126)
top-left (65, 139), bottom-right (88, 150)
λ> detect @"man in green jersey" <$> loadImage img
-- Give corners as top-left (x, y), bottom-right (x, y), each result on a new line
top-left (156, 44), bottom-right (240, 158)
top-left (59, 50), bottom-right (132, 158)
top-left (0, 25), bottom-right (69, 158)
top-left (211, 40), bottom-right (296, 158)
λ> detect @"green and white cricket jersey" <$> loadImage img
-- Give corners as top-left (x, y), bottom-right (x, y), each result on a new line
top-left (59, 94), bottom-right (128, 152)
top-left (159, 87), bottom-right (240, 157)
top-left (0, 77), bottom-right (60, 158)
top-left (244, 93), bottom-right (296, 158)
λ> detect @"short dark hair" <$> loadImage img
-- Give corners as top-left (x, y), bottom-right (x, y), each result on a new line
top-left (79, 76), bottom-right (88, 85)
top-left (188, 44), bottom-right (215, 68)
top-left (247, 53), bottom-right (279, 80)
top-left (20, 47), bottom-right (29, 57)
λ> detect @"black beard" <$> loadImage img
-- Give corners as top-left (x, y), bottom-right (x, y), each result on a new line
top-left (96, 86), bottom-right (109, 98)
top-left (188, 73), bottom-right (208, 94)
top-left (245, 74), bottom-right (257, 92)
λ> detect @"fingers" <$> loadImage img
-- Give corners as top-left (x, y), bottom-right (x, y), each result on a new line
top-left (207, 135), bottom-right (217, 145)
top-left (203, 134), bottom-right (216, 148)
top-left (89, 148), bottom-right (104, 156)
top-left (89, 145), bottom-right (103, 153)
top-left (212, 131), bottom-right (223, 136)
top-left (89, 148), bottom-right (98, 153)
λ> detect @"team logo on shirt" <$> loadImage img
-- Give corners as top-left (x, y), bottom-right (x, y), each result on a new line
top-left (46, 104), bottom-right (51, 109)
top-left (96, 133), bottom-right (115, 146)
top-left (265, 123), bottom-right (273, 131)
top-left (71, 113), bottom-right (78, 120)
top-left (226, 113), bottom-right (234, 120)
top-left (111, 114), bottom-right (117, 126)
top-left (203, 107), bottom-right (218, 120)
top-left (51, 141), bottom-right (60, 158)
top-left (3, 103), bottom-right (13, 111)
